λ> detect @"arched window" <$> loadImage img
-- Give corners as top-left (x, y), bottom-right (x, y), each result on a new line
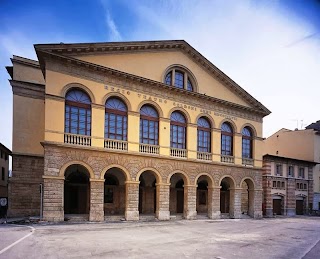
top-left (197, 117), bottom-right (211, 153)
top-left (164, 67), bottom-right (195, 92)
top-left (221, 122), bottom-right (233, 156)
top-left (140, 105), bottom-right (159, 145)
top-left (65, 88), bottom-right (91, 135)
top-left (242, 127), bottom-right (253, 159)
top-left (170, 111), bottom-right (187, 149)
top-left (105, 97), bottom-right (127, 140)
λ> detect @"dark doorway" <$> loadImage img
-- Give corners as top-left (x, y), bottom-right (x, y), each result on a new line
top-left (273, 199), bottom-right (282, 215)
top-left (64, 165), bottom-right (90, 214)
top-left (296, 200), bottom-right (304, 215)
top-left (176, 179), bottom-right (184, 213)
top-left (139, 171), bottom-right (157, 215)
top-left (220, 180), bottom-right (230, 213)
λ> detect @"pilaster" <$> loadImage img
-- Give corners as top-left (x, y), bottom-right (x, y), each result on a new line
top-left (184, 184), bottom-right (197, 219)
top-left (253, 189), bottom-right (263, 218)
top-left (229, 188), bottom-right (242, 219)
top-left (125, 181), bottom-right (139, 221)
top-left (89, 180), bottom-right (104, 222)
top-left (208, 187), bottom-right (221, 219)
top-left (156, 183), bottom-right (170, 220)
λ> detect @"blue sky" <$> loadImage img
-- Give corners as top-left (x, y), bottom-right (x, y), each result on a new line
top-left (1, 0), bottom-right (320, 151)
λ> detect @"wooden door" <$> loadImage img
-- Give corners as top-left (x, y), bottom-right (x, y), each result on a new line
top-left (296, 200), bottom-right (304, 215)
top-left (273, 199), bottom-right (282, 215)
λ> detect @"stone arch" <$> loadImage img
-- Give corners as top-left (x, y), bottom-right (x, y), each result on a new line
top-left (162, 64), bottom-right (199, 92)
top-left (194, 173), bottom-right (214, 188)
top-left (240, 123), bottom-right (257, 137)
top-left (100, 164), bottom-right (131, 181)
top-left (194, 114), bottom-right (215, 128)
top-left (135, 168), bottom-right (163, 184)
top-left (239, 177), bottom-right (256, 190)
top-left (60, 160), bottom-right (95, 179)
top-left (218, 119), bottom-right (238, 134)
top-left (166, 170), bottom-right (190, 185)
top-left (102, 92), bottom-right (132, 111)
top-left (61, 83), bottom-right (96, 104)
top-left (137, 100), bottom-right (164, 118)
top-left (167, 108), bottom-right (191, 124)
top-left (218, 175), bottom-right (236, 188)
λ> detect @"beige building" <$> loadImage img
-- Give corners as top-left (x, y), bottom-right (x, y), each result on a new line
top-left (6, 40), bottom-right (270, 222)
top-left (264, 127), bottom-right (320, 211)
top-left (0, 143), bottom-right (11, 198)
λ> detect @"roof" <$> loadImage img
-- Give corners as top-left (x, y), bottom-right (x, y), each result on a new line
top-left (306, 120), bottom-right (320, 131)
top-left (34, 39), bottom-right (271, 116)
top-left (263, 154), bottom-right (318, 165)
top-left (0, 143), bottom-right (12, 155)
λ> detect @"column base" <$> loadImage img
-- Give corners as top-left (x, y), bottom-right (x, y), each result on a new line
top-left (125, 210), bottom-right (139, 221)
top-left (185, 210), bottom-right (197, 220)
top-left (208, 210), bottom-right (221, 219)
top-left (230, 211), bottom-right (241, 219)
top-left (156, 210), bottom-right (170, 220)
top-left (286, 208), bottom-right (296, 217)
top-left (253, 210), bottom-right (263, 219)
top-left (43, 210), bottom-right (64, 222)
top-left (89, 210), bottom-right (104, 222)
top-left (265, 208), bottom-right (273, 217)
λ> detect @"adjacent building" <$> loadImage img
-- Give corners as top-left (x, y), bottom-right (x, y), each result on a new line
top-left (0, 143), bottom-right (11, 198)
top-left (6, 40), bottom-right (270, 222)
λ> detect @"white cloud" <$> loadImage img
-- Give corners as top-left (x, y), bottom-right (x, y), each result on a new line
top-left (105, 11), bottom-right (122, 41)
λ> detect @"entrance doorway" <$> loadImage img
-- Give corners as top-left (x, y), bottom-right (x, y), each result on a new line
top-left (169, 173), bottom-right (186, 216)
top-left (64, 165), bottom-right (90, 214)
top-left (272, 195), bottom-right (283, 215)
top-left (138, 171), bottom-right (157, 215)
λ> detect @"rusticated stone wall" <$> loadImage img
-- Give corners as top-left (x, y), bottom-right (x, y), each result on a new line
top-left (8, 154), bottom-right (44, 217)
top-left (41, 143), bottom-right (262, 222)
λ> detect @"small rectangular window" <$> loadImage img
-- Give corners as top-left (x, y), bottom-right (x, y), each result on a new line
top-left (273, 181), bottom-right (276, 188)
top-left (304, 184), bottom-right (307, 190)
top-left (288, 166), bottom-right (294, 177)
top-left (281, 182), bottom-right (285, 188)
top-left (296, 183), bottom-right (299, 189)
top-left (276, 164), bottom-right (282, 176)
top-left (299, 168), bottom-right (305, 178)
top-left (1, 167), bottom-right (4, 181)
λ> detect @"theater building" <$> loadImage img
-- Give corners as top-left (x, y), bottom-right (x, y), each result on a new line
top-left (6, 40), bottom-right (270, 222)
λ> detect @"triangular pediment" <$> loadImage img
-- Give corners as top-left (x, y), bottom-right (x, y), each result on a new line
top-left (34, 40), bottom-right (270, 115)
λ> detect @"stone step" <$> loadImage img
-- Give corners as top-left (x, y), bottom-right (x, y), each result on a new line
top-left (220, 213), bottom-right (230, 219)
top-left (105, 215), bottom-right (125, 222)
top-left (64, 214), bottom-right (89, 222)
top-left (197, 214), bottom-right (209, 219)
top-left (139, 215), bottom-right (156, 221)
top-left (241, 213), bottom-right (252, 219)
top-left (170, 214), bottom-right (184, 220)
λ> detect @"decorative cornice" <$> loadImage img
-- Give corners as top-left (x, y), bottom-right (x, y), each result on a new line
top-left (10, 80), bottom-right (45, 99)
top-left (35, 40), bottom-right (271, 116)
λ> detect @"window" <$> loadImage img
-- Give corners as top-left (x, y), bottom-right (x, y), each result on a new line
top-left (276, 164), bottom-right (283, 176)
top-left (304, 184), bottom-right (307, 190)
top-left (299, 168), bottom-right (305, 178)
top-left (281, 182), bottom-right (285, 188)
top-left (140, 105), bottom-right (159, 145)
top-left (164, 67), bottom-right (194, 92)
top-left (1, 167), bottom-right (4, 181)
top-left (242, 127), bottom-right (253, 159)
top-left (65, 89), bottom-right (91, 135)
top-left (197, 117), bottom-right (211, 153)
top-left (273, 181), bottom-right (277, 188)
top-left (288, 165), bottom-right (294, 177)
top-left (170, 111), bottom-right (187, 149)
top-left (105, 98), bottom-right (128, 140)
top-left (221, 122), bottom-right (233, 156)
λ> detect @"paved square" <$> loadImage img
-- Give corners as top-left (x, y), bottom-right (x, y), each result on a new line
top-left (1, 217), bottom-right (320, 259)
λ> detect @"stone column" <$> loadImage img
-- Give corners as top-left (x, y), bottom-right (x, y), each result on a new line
top-left (43, 176), bottom-right (64, 222)
top-left (229, 188), bottom-right (242, 219)
top-left (263, 176), bottom-right (273, 217)
top-left (184, 185), bottom-right (197, 219)
top-left (253, 189), bottom-right (263, 219)
top-left (208, 187), bottom-right (221, 219)
top-left (286, 178), bottom-right (296, 216)
top-left (89, 180), bottom-right (104, 222)
top-left (125, 181), bottom-right (140, 221)
top-left (156, 183), bottom-right (170, 220)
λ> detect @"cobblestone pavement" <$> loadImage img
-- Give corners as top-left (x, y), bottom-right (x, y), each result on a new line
top-left (1, 216), bottom-right (320, 259)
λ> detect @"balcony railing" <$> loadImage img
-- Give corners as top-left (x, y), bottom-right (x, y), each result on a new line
top-left (139, 143), bottom-right (159, 155)
top-left (64, 133), bottom-right (91, 146)
top-left (242, 158), bottom-right (254, 166)
top-left (104, 139), bottom-right (128, 151)
top-left (221, 155), bottom-right (234, 163)
top-left (197, 152), bottom-right (212, 161)
top-left (170, 148), bottom-right (187, 158)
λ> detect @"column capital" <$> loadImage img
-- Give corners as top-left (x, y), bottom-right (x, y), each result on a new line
top-left (125, 180), bottom-right (140, 185)
top-left (155, 183), bottom-right (171, 187)
top-left (229, 188), bottom-right (243, 191)
top-left (90, 179), bottom-right (105, 182)
top-left (43, 175), bottom-right (65, 180)
top-left (208, 186), bottom-right (222, 190)
top-left (183, 184), bottom-right (197, 188)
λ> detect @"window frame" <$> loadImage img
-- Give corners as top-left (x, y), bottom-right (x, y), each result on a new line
top-left (170, 111), bottom-right (187, 149)
top-left (65, 89), bottom-right (91, 136)
top-left (164, 67), bottom-right (195, 92)
top-left (197, 117), bottom-right (211, 153)
top-left (288, 165), bottom-right (294, 177)
top-left (241, 127), bottom-right (253, 159)
top-left (139, 105), bottom-right (159, 145)
top-left (221, 122), bottom-right (233, 156)
top-left (275, 164), bottom-right (283, 176)
top-left (105, 97), bottom-right (128, 141)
